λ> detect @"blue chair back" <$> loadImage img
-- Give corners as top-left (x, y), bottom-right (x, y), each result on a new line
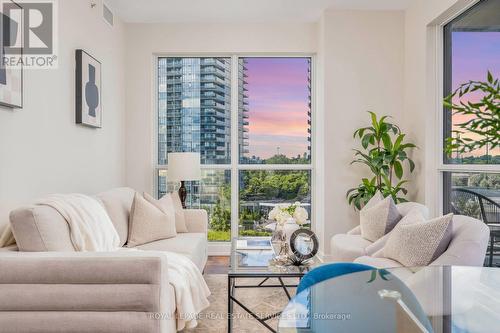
top-left (297, 262), bottom-right (374, 294)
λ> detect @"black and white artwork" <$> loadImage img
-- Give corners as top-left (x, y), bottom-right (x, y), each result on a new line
top-left (76, 49), bottom-right (102, 127)
top-left (0, 1), bottom-right (23, 109)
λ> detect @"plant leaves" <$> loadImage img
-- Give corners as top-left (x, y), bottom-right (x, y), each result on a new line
top-left (394, 161), bottom-right (403, 179)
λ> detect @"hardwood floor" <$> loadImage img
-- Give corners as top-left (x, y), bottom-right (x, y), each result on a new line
top-left (204, 256), bottom-right (229, 274)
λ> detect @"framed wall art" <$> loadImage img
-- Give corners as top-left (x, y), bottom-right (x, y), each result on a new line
top-left (0, 0), bottom-right (23, 109)
top-left (75, 49), bottom-right (102, 128)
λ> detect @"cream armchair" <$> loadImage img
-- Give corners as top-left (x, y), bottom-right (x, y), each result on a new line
top-left (330, 202), bottom-right (429, 262)
top-left (354, 215), bottom-right (490, 270)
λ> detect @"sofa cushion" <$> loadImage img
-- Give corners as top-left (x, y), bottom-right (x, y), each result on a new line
top-left (96, 188), bottom-right (135, 246)
top-left (135, 233), bottom-right (207, 271)
top-left (127, 193), bottom-right (177, 247)
top-left (383, 214), bottom-right (454, 267)
top-left (360, 197), bottom-right (402, 242)
top-left (10, 206), bottom-right (75, 252)
top-left (330, 234), bottom-right (373, 262)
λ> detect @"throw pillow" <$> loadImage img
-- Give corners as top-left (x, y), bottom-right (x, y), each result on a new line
top-left (363, 191), bottom-right (384, 210)
top-left (360, 196), bottom-right (402, 242)
top-left (143, 192), bottom-right (178, 232)
top-left (170, 191), bottom-right (189, 233)
top-left (127, 193), bottom-right (177, 247)
top-left (383, 213), bottom-right (454, 267)
top-left (364, 208), bottom-right (426, 255)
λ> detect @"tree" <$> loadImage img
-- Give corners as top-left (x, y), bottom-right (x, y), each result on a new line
top-left (444, 71), bottom-right (499, 156)
top-left (209, 185), bottom-right (231, 232)
top-left (468, 173), bottom-right (500, 190)
top-left (240, 170), bottom-right (310, 201)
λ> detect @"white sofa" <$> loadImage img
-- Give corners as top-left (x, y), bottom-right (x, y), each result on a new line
top-left (330, 202), bottom-right (429, 262)
top-left (0, 187), bottom-right (208, 333)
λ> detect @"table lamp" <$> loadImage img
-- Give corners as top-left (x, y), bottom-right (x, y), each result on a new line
top-left (167, 152), bottom-right (201, 208)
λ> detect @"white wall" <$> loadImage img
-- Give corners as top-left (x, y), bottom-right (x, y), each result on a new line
top-left (0, 0), bottom-right (127, 231)
top-left (403, 0), bottom-right (472, 213)
top-left (124, 22), bottom-right (318, 194)
top-left (319, 10), bottom-right (405, 256)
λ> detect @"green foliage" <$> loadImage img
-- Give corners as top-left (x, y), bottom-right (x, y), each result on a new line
top-left (207, 229), bottom-right (271, 242)
top-left (453, 197), bottom-right (481, 220)
top-left (444, 71), bottom-right (499, 156)
top-left (347, 112), bottom-right (416, 210)
top-left (265, 154), bottom-right (309, 164)
top-left (468, 173), bottom-right (500, 190)
top-left (448, 154), bottom-right (500, 164)
top-left (239, 208), bottom-right (262, 222)
top-left (208, 230), bottom-right (230, 241)
top-left (209, 185), bottom-right (231, 232)
top-left (347, 177), bottom-right (378, 211)
top-left (240, 230), bottom-right (272, 237)
top-left (240, 170), bottom-right (309, 201)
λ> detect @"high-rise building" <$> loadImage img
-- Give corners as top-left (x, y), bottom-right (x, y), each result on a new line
top-left (157, 57), bottom-right (248, 204)
top-left (238, 59), bottom-right (250, 160)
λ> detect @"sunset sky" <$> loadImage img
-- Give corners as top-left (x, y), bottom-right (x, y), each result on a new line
top-left (244, 58), bottom-right (310, 159)
top-left (452, 32), bottom-right (500, 158)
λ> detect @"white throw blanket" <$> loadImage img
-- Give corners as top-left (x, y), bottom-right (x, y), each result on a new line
top-left (169, 252), bottom-right (211, 331)
top-left (120, 249), bottom-right (212, 331)
top-left (37, 194), bottom-right (121, 251)
top-left (0, 193), bottom-right (119, 251)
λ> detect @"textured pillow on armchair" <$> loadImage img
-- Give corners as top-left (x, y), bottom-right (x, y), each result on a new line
top-left (383, 213), bottom-right (454, 267)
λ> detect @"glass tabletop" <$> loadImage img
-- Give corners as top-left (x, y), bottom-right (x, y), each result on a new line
top-left (228, 237), bottom-right (318, 277)
top-left (278, 266), bottom-right (500, 333)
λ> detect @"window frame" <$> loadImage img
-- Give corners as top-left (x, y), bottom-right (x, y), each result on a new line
top-left (153, 54), bottom-right (316, 253)
top-left (426, 0), bottom-right (500, 217)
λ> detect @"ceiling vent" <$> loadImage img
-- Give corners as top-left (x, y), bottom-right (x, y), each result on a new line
top-left (103, 3), bottom-right (114, 27)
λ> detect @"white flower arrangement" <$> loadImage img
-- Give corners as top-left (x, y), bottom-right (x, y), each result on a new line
top-left (268, 202), bottom-right (308, 225)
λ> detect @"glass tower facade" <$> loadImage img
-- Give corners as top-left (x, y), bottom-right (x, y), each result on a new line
top-left (158, 57), bottom-right (249, 166)
top-left (157, 57), bottom-right (248, 206)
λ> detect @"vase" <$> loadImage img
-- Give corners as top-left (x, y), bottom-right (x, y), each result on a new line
top-left (283, 218), bottom-right (300, 243)
top-left (271, 223), bottom-right (286, 258)
top-left (271, 219), bottom-right (300, 262)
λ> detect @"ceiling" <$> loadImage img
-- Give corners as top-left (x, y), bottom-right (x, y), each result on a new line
top-left (105, 0), bottom-right (413, 24)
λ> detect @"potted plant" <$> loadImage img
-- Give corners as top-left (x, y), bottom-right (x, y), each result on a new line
top-left (347, 112), bottom-right (417, 210)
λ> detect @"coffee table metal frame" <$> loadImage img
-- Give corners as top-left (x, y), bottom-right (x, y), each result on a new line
top-left (227, 237), bottom-right (313, 333)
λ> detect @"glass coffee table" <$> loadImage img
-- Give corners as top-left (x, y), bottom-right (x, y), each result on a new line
top-left (228, 237), bottom-right (318, 333)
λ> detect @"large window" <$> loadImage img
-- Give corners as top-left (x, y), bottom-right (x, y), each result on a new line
top-left (157, 56), bottom-right (313, 242)
top-left (442, 0), bottom-right (500, 230)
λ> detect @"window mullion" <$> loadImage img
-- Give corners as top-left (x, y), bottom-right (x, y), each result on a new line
top-left (230, 55), bottom-right (239, 239)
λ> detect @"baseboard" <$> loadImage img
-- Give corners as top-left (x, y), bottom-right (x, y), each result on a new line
top-left (208, 242), bottom-right (231, 256)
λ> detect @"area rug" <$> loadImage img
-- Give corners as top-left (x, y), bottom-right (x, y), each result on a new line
top-left (183, 274), bottom-right (298, 333)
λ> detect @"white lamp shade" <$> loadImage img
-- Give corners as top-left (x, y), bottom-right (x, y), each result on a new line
top-left (167, 152), bottom-right (201, 181)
